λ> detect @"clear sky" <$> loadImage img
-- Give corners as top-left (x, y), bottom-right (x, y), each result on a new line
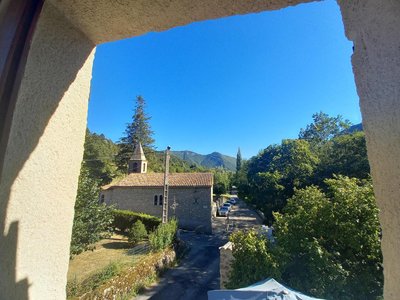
top-left (87, 0), bottom-right (361, 159)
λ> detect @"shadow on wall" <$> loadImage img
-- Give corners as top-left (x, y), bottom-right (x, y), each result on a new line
top-left (0, 1), bottom-right (95, 298)
top-left (0, 222), bottom-right (29, 300)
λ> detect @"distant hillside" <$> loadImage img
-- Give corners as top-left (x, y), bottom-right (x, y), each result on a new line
top-left (147, 150), bottom-right (204, 173)
top-left (171, 150), bottom-right (236, 171)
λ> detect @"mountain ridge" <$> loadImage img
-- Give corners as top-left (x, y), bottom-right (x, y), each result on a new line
top-left (171, 150), bottom-right (236, 171)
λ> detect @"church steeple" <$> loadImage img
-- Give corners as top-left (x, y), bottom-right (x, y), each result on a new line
top-left (128, 143), bottom-right (148, 174)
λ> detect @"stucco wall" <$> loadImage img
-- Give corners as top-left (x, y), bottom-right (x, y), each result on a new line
top-left (337, 1), bottom-right (400, 298)
top-left (0, 2), bottom-right (95, 299)
top-left (2, 0), bottom-right (400, 299)
top-left (104, 186), bottom-right (213, 233)
top-left (47, 0), bottom-right (318, 44)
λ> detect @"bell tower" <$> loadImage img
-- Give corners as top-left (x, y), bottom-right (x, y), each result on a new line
top-left (128, 143), bottom-right (148, 174)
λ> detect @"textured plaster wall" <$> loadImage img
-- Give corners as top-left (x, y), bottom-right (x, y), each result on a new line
top-left (0, 2), bottom-right (95, 299)
top-left (2, 0), bottom-right (400, 298)
top-left (104, 186), bottom-right (213, 233)
top-left (337, 1), bottom-right (400, 298)
top-left (48, 0), bottom-right (318, 44)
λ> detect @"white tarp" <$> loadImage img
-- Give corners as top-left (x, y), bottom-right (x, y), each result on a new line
top-left (208, 278), bottom-right (325, 300)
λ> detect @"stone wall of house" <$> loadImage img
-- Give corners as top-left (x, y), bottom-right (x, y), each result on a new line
top-left (102, 186), bottom-right (213, 233)
top-left (219, 241), bottom-right (234, 289)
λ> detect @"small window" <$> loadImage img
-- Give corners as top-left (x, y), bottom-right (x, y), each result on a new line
top-left (143, 163), bottom-right (146, 172)
top-left (154, 195), bottom-right (158, 205)
top-left (100, 194), bottom-right (105, 203)
top-left (159, 195), bottom-right (163, 206)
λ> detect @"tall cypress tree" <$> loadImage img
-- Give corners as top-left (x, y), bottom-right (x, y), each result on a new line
top-left (236, 147), bottom-right (242, 173)
top-left (116, 95), bottom-right (155, 171)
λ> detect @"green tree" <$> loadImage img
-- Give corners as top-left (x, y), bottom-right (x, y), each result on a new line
top-left (250, 171), bottom-right (285, 220)
top-left (83, 129), bottom-right (120, 185)
top-left (246, 139), bottom-right (318, 220)
top-left (70, 165), bottom-right (114, 256)
top-left (274, 176), bottom-right (382, 299)
top-left (236, 147), bottom-right (242, 173)
top-left (228, 176), bottom-right (383, 299)
top-left (236, 159), bottom-right (250, 199)
top-left (316, 131), bottom-right (370, 183)
top-left (299, 112), bottom-right (351, 146)
top-left (226, 230), bottom-right (280, 289)
top-left (116, 95), bottom-right (155, 171)
top-left (213, 169), bottom-right (231, 196)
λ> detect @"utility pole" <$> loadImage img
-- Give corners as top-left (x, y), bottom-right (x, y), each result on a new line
top-left (162, 146), bottom-right (171, 224)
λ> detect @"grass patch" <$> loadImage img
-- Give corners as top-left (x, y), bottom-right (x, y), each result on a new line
top-left (67, 262), bottom-right (121, 298)
top-left (67, 248), bottom-right (176, 300)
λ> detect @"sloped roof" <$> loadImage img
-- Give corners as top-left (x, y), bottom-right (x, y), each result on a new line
top-left (103, 173), bottom-right (213, 189)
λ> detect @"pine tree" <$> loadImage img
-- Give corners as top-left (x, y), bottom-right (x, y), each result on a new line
top-left (116, 95), bottom-right (155, 171)
top-left (236, 147), bottom-right (242, 173)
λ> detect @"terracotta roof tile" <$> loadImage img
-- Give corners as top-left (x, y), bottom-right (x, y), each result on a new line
top-left (104, 173), bottom-right (213, 189)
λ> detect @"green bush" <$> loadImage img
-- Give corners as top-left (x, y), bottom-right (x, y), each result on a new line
top-left (128, 220), bottom-right (148, 245)
top-left (149, 219), bottom-right (178, 252)
top-left (112, 209), bottom-right (161, 233)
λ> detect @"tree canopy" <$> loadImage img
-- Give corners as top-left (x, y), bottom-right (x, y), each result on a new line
top-left (83, 129), bottom-right (120, 185)
top-left (246, 139), bottom-right (318, 220)
top-left (228, 176), bottom-right (383, 299)
top-left (70, 165), bottom-right (114, 256)
top-left (232, 112), bottom-right (380, 298)
top-left (299, 111), bottom-right (351, 146)
top-left (116, 95), bottom-right (155, 171)
top-left (240, 113), bottom-right (368, 222)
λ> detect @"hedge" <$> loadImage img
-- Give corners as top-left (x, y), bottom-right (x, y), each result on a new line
top-left (111, 209), bottom-right (161, 233)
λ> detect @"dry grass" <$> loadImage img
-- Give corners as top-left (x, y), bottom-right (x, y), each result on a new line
top-left (67, 234), bottom-right (146, 283)
top-left (67, 244), bottom-right (176, 300)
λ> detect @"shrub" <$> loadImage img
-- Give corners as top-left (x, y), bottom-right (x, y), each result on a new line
top-left (226, 230), bottom-right (280, 289)
top-left (128, 220), bottom-right (148, 245)
top-left (112, 209), bottom-right (161, 233)
top-left (149, 219), bottom-right (178, 252)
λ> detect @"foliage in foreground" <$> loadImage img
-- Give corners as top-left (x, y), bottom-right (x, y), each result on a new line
top-left (70, 165), bottom-right (114, 256)
top-left (227, 176), bottom-right (383, 299)
top-left (128, 220), bottom-right (148, 245)
top-left (226, 230), bottom-right (280, 289)
top-left (149, 219), bottom-right (178, 252)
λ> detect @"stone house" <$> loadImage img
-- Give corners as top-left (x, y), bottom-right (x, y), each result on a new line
top-left (101, 144), bottom-right (214, 233)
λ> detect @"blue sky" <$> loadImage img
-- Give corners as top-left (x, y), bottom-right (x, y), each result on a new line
top-left (87, 0), bottom-right (361, 159)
